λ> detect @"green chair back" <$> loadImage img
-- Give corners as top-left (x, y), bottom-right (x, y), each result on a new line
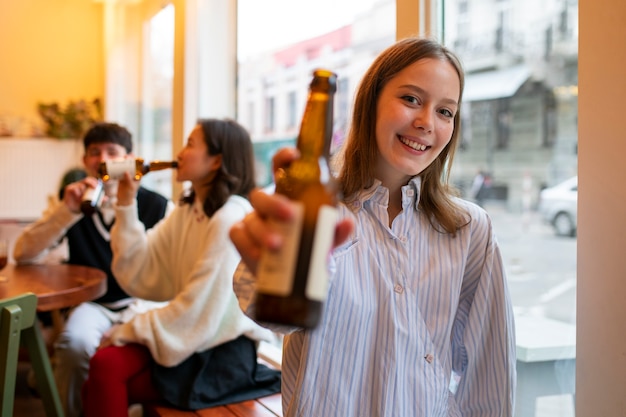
top-left (0, 292), bottom-right (64, 417)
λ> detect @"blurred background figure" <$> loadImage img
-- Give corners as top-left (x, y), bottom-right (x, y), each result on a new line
top-left (13, 122), bottom-right (173, 417)
top-left (470, 169), bottom-right (492, 207)
top-left (82, 118), bottom-right (280, 417)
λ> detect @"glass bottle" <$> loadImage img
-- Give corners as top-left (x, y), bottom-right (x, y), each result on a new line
top-left (98, 158), bottom-right (178, 182)
top-left (253, 69), bottom-right (338, 328)
top-left (80, 179), bottom-right (105, 215)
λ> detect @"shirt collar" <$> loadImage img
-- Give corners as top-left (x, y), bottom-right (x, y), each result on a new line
top-left (403, 176), bottom-right (422, 211)
top-left (349, 176), bottom-right (422, 212)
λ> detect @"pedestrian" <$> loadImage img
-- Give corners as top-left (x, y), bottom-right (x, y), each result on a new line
top-left (470, 170), bottom-right (491, 207)
top-left (230, 37), bottom-right (516, 416)
top-left (82, 118), bottom-right (281, 417)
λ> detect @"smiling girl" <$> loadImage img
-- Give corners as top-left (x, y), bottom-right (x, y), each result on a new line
top-left (230, 38), bottom-right (516, 416)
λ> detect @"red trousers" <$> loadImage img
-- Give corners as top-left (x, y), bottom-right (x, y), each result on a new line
top-left (82, 344), bottom-right (162, 417)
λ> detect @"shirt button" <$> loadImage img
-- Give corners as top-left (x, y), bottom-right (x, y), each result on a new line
top-left (424, 353), bottom-right (434, 363)
top-left (394, 284), bottom-right (403, 294)
top-left (400, 236), bottom-right (407, 243)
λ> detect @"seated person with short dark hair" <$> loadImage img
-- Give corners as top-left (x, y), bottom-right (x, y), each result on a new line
top-left (13, 122), bottom-right (173, 417)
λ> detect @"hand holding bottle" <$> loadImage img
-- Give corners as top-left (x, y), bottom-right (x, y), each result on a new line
top-left (98, 158), bottom-right (178, 181)
top-left (231, 147), bottom-right (354, 274)
top-left (233, 201), bottom-right (354, 283)
top-left (80, 179), bottom-right (105, 215)
top-left (63, 177), bottom-right (102, 214)
top-left (97, 157), bottom-right (177, 206)
top-left (253, 70), bottom-right (342, 328)
top-left (116, 171), bottom-right (140, 207)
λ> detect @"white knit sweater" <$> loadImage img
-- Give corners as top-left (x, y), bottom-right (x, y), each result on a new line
top-left (109, 195), bottom-right (274, 367)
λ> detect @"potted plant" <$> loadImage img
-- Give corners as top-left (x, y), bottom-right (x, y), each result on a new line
top-left (37, 98), bottom-right (103, 139)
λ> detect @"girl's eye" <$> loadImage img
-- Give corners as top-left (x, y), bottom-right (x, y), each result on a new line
top-left (402, 95), bottom-right (420, 105)
top-left (439, 108), bottom-right (454, 118)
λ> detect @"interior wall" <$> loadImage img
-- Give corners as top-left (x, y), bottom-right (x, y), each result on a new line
top-left (577, 0), bottom-right (626, 415)
top-left (0, 0), bottom-right (104, 135)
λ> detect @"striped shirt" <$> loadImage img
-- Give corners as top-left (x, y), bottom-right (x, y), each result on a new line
top-left (234, 177), bottom-right (516, 416)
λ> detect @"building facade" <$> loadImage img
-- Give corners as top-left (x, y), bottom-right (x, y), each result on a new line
top-left (237, 0), bottom-right (578, 209)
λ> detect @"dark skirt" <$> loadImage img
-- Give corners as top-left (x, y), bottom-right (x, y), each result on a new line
top-left (151, 335), bottom-right (281, 410)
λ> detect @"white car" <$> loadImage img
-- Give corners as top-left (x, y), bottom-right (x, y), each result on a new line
top-left (538, 176), bottom-right (578, 237)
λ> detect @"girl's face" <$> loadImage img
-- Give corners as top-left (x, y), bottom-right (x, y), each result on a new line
top-left (374, 57), bottom-right (460, 188)
top-left (176, 124), bottom-right (221, 184)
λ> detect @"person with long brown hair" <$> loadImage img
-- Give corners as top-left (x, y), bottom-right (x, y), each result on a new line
top-left (230, 38), bottom-right (516, 416)
top-left (82, 118), bottom-right (280, 416)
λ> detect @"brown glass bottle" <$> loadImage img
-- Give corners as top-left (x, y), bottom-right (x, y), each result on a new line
top-left (80, 179), bottom-right (105, 215)
top-left (98, 159), bottom-right (178, 182)
top-left (254, 69), bottom-right (338, 328)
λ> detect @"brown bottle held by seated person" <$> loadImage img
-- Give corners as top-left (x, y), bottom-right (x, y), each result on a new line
top-left (254, 69), bottom-right (339, 329)
top-left (98, 158), bottom-right (178, 182)
top-left (80, 179), bottom-right (105, 216)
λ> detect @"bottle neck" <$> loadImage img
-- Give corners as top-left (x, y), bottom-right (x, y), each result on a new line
top-left (297, 90), bottom-right (334, 161)
top-left (146, 160), bottom-right (178, 173)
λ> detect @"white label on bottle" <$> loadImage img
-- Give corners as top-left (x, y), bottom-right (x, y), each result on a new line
top-left (82, 181), bottom-right (104, 206)
top-left (105, 159), bottom-right (135, 180)
top-left (256, 202), bottom-right (304, 296)
top-left (306, 205), bottom-right (338, 301)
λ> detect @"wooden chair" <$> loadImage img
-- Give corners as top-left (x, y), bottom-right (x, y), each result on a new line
top-left (0, 292), bottom-right (64, 417)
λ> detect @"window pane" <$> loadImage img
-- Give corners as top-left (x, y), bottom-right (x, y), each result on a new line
top-left (237, 0), bottom-right (395, 186)
top-left (442, 0), bottom-right (578, 415)
top-left (138, 3), bottom-right (174, 199)
top-left (238, 1), bottom-right (577, 415)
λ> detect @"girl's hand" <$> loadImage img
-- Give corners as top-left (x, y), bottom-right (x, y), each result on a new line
top-left (229, 148), bottom-right (354, 274)
top-left (116, 171), bottom-right (140, 206)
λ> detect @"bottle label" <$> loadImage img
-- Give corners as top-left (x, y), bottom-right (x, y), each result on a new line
top-left (305, 205), bottom-right (338, 301)
top-left (104, 159), bottom-right (135, 180)
top-left (255, 202), bottom-right (337, 302)
top-left (256, 203), bottom-right (304, 296)
top-left (81, 181), bottom-right (104, 211)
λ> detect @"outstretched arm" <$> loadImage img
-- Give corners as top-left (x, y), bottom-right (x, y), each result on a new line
top-left (229, 147), bottom-right (353, 275)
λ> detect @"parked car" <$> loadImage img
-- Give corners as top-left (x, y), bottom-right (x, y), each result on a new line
top-left (537, 176), bottom-right (578, 237)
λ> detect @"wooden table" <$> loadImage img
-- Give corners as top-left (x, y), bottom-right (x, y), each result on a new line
top-left (0, 264), bottom-right (107, 312)
top-left (0, 263), bottom-right (107, 340)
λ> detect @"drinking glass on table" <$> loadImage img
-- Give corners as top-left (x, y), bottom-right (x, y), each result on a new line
top-left (0, 239), bottom-right (8, 281)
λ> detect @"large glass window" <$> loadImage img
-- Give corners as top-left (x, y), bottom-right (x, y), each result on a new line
top-left (138, 4), bottom-right (175, 199)
top-left (442, 0), bottom-right (578, 415)
top-left (102, 0), bottom-right (175, 199)
top-left (238, 1), bottom-right (577, 416)
top-left (237, 0), bottom-right (395, 185)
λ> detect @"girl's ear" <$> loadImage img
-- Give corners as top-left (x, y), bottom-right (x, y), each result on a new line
top-left (210, 154), bottom-right (223, 171)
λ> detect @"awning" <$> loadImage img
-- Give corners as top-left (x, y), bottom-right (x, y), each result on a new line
top-left (463, 65), bottom-right (530, 102)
